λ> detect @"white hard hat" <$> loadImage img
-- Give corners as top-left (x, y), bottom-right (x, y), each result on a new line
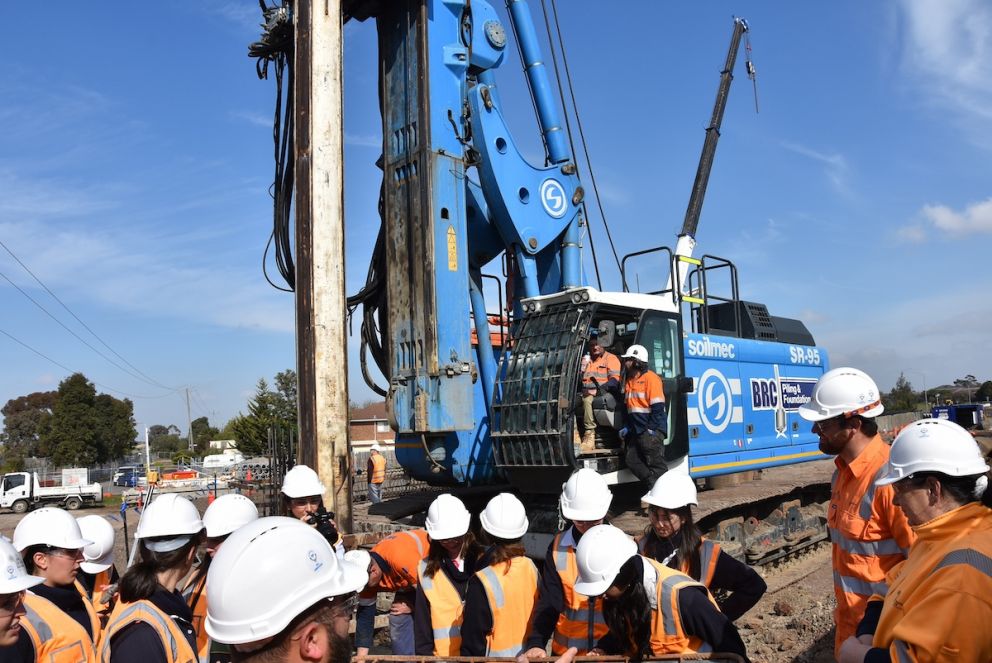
top-left (203, 494), bottom-right (259, 538)
top-left (205, 517), bottom-right (368, 646)
top-left (642, 472), bottom-right (697, 510)
top-left (560, 469), bottom-right (613, 521)
top-left (479, 493), bottom-right (529, 540)
top-left (13, 507), bottom-right (92, 552)
top-left (280, 465), bottom-right (326, 499)
top-left (621, 344), bottom-right (648, 362)
top-left (370, 443), bottom-right (382, 452)
top-left (76, 516), bottom-right (116, 574)
top-left (425, 494), bottom-right (471, 540)
top-left (798, 367), bottom-right (884, 422)
top-left (344, 549), bottom-right (371, 571)
top-left (573, 524), bottom-right (637, 597)
top-left (876, 419), bottom-right (990, 486)
top-left (135, 494), bottom-right (203, 552)
top-left (0, 536), bottom-right (43, 593)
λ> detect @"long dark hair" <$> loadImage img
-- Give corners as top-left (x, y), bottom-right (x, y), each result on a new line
top-left (602, 556), bottom-right (652, 661)
top-left (423, 532), bottom-right (483, 579)
top-left (479, 532), bottom-right (526, 574)
top-left (641, 505), bottom-right (704, 581)
top-left (119, 535), bottom-right (201, 603)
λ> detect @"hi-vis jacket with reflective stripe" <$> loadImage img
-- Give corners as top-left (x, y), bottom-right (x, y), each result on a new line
top-left (365, 529), bottom-right (430, 594)
top-left (369, 453), bottom-right (386, 484)
top-left (642, 557), bottom-right (717, 656)
top-left (636, 536), bottom-right (722, 588)
top-left (100, 599), bottom-right (198, 663)
top-left (828, 434), bottom-right (915, 655)
top-left (623, 370), bottom-right (666, 435)
top-left (417, 559), bottom-right (464, 655)
top-left (181, 572), bottom-right (209, 661)
top-left (871, 502), bottom-right (992, 662)
top-left (582, 351), bottom-right (620, 391)
top-left (22, 590), bottom-right (99, 663)
top-left (474, 556), bottom-right (539, 657)
top-left (549, 530), bottom-right (607, 654)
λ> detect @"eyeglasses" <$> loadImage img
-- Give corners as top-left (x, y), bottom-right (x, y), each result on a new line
top-left (44, 546), bottom-right (84, 560)
top-left (892, 475), bottom-right (928, 496)
top-left (332, 592), bottom-right (359, 616)
top-left (813, 416), bottom-right (846, 433)
top-left (0, 591), bottom-right (24, 616)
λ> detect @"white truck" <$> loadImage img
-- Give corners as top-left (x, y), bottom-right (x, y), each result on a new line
top-left (0, 471), bottom-right (103, 513)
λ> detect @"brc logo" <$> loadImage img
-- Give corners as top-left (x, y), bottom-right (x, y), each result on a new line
top-left (751, 379), bottom-right (779, 409)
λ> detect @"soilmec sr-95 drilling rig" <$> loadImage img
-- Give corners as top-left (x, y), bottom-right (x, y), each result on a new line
top-left (341, 1), bottom-right (829, 497)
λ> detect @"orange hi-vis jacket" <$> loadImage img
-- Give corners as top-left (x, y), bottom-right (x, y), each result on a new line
top-left (23, 589), bottom-right (100, 663)
top-left (369, 453), bottom-right (387, 484)
top-left (642, 557), bottom-right (717, 656)
top-left (635, 537), bottom-right (722, 588)
top-left (474, 556), bottom-right (539, 657)
top-left (99, 599), bottom-right (198, 663)
top-left (362, 529), bottom-right (430, 597)
top-left (828, 434), bottom-right (915, 655)
top-left (623, 370), bottom-right (666, 434)
top-left (181, 571), bottom-right (209, 660)
top-left (550, 530), bottom-right (608, 654)
top-left (871, 502), bottom-right (992, 662)
top-left (582, 351), bottom-right (620, 390)
top-left (417, 559), bottom-right (465, 655)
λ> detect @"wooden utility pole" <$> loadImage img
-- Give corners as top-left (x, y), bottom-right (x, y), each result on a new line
top-left (294, 0), bottom-right (352, 531)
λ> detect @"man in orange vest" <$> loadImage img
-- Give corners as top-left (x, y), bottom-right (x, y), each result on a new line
top-left (367, 444), bottom-right (387, 504)
top-left (620, 344), bottom-right (668, 488)
top-left (577, 334), bottom-right (621, 452)
top-left (798, 367), bottom-right (915, 658)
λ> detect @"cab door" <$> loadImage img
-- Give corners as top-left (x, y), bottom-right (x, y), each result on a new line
top-left (631, 311), bottom-right (688, 461)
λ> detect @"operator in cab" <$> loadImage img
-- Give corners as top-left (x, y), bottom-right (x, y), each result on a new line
top-left (577, 332), bottom-right (621, 453)
top-left (620, 344), bottom-right (668, 488)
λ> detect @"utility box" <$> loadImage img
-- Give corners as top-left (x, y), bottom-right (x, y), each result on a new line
top-left (931, 404), bottom-right (984, 430)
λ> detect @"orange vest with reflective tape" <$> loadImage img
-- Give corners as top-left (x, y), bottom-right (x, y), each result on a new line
top-left (369, 529), bottom-right (430, 592)
top-left (417, 559), bottom-right (464, 655)
top-left (181, 571), bottom-right (209, 660)
top-left (22, 590), bottom-right (99, 663)
top-left (99, 599), bottom-right (198, 663)
top-left (643, 557), bottom-right (716, 656)
top-left (475, 556), bottom-right (539, 657)
top-left (636, 536), bottom-right (722, 589)
top-left (582, 352), bottom-right (620, 390)
top-left (370, 453), bottom-right (386, 484)
top-left (549, 530), bottom-right (607, 654)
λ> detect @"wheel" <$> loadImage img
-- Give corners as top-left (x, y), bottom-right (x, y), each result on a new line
top-left (11, 500), bottom-right (28, 514)
top-left (65, 497), bottom-right (81, 511)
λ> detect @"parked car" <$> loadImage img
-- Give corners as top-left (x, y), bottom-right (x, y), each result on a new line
top-left (113, 467), bottom-right (145, 487)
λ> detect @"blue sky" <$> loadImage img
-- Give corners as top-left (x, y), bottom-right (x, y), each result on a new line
top-left (1, 1), bottom-right (990, 438)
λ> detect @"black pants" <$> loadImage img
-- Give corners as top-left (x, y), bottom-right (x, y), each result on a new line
top-left (625, 431), bottom-right (667, 486)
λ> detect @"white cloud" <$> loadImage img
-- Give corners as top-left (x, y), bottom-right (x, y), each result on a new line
top-left (345, 133), bottom-right (382, 148)
top-left (896, 224), bottom-right (927, 243)
top-left (230, 110), bottom-right (273, 128)
top-left (900, 196), bottom-right (992, 240)
top-left (780, 142), bottom-right (853, 198)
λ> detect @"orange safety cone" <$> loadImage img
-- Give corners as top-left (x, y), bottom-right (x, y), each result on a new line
top-left (246, 469), bottom-right (254, 482)
top-left (207, 493), bottom-right (216, 505)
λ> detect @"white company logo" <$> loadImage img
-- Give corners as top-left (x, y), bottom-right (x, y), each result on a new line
top-left (540, 179), bottom-right (568, 218)
top-left (687, 336), bottom-right (736, 359)
top-left (689, 368), bottom-right (743, 434)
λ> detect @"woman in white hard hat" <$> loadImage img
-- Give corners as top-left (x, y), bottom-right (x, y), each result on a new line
top-left (0, 535), bottom-right (43, 654)
top-left (460, 493), bottom-right (538, 657)
top-left (100, 493), bottom-right (204, 663)
top-left (76, 515), bottom-right (119, 619)
top-left (519, 469), bottom-right (612, 660)
top-left (11, 506), bottom-right (101, 661)
top-left (638, 472), bottom-right (766, 621)
top-left (573, 524), bottom-right (749, 660)
top-left (414, 494), bottom-right (483, 656)
top-left (182, 493), bottom-right (259, 662)
top-left (280, 464), bottom-right (345, 558)
top-left (838, 419), bottom-right (992, 663)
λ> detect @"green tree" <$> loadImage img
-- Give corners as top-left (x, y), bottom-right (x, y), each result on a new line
top-left (93, 394), bottom-right (137, 460)
top-left (273, 369), bottom-right (298, 426)
top-left (42, 374), bottom-right (99, 466)
top-left (883, 373), bottom-right (918, 413)
top-left (191, 416), bottom-right (220, 454)
top-left (1, 390), bottom-right (56, 462)
top-left (976, 380), bottom-right (992, 402)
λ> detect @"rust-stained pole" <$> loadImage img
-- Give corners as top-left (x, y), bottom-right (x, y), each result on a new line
top-left (294, 0), bottom-right (352, 531)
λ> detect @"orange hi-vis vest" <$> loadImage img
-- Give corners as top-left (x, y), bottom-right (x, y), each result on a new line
top-left (475, 556), bottom-right (539, 657)
top-left (22, 589), bottom-right (99, 663)
top-left (417, 559), bottom-right (465, 655)
top-left (624, 370), bottom-right (665, 433)
top-left (828, 434), bottom-right (915, 655)
top-left (181, 571), bottom-right (209, 660)
top-left (370, 453), bottom-right (387, 484)
top-left (636, 537), bottom-right (722, 588)
top-left (582, 352), bottom-right (620, 390)
top-left (365, 529), bottom-right (430, 594)
top-left (643, 557), bottom-right (717, 656)
top-left (872, 502), bottom-right (992, 662)
top-left (99, 599), bottom-right (198, 663)
top-left (550, 530), bottom-right (607, 654)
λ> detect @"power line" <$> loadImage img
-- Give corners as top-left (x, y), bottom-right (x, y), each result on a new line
top-left (0, 238), bottom-right (177, 391)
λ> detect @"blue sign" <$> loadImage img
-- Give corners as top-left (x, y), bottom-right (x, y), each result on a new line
top-left (750, 377), bottom-right (816, 411)
top-left (540, 179), bottom-right (567, 218)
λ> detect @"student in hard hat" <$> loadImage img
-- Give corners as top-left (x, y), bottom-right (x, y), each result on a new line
top-left (355, 524), bottom-right (431, 657)
top-left (798, 367), bottom-right (915, 657)
top-left (367, 444), bottom-right (387, 504)
top-left (619, 344), bottom-right (668, 488)
top-left (183, 493), bottom-right (259, 662)
top-left (638, 472), bottom-right (766, 621)
top-left (519, 469), bottom-right (612, 660)
top-left (0, 535), bottom-right (44, 654)
top-left (838, 419), bottom-right (992, 663)
top-left (281, 464), bottom-right (346, 559)
top-left (414, 494), bottom-right (484, 656)
top-left (76, 515), bottom-right (120, 621)
top-left (11, 506), bottom-right (100, 661)
top-left (100, 493), bottom-right (204, 663)
top-left (460, 493), bottom-right (539, 657)
top-left (204, 516), bottom-right (367, 663)
top-left (573, 524), bottom-right (749, 660)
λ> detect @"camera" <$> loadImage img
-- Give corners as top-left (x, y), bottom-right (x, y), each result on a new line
top-left (307, 506), bottom-right (339, 544)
